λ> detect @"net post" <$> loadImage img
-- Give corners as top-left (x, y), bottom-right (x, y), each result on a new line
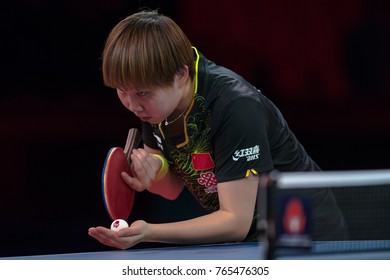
top-left (258, 172), bottom-right (278, 259)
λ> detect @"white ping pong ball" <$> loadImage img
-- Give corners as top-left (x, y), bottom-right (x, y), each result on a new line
top-left (110, 219), bottom-right (129, 231)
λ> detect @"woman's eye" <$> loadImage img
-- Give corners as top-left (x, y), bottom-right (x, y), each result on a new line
top-left (137, 91), bottom-right (149, 97)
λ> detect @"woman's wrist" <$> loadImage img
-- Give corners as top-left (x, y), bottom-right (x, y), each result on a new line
top-left (150, 154), bottom-right (169, 181)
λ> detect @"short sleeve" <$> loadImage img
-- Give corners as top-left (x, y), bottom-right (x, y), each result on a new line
top-left (212, 98), bottom-right (274, 182)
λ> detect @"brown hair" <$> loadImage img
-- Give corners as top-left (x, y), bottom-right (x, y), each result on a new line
top-left (102, 10), bottom-right (194, 90)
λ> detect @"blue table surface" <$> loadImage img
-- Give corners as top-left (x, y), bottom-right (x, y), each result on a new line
top-left (2, 241), bottom-right (390, 260)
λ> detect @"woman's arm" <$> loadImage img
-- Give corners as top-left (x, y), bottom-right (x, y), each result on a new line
top-left (143, 174), bottom-right (259, 244)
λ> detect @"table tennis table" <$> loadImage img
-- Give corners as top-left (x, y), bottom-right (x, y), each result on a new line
top-left (2, 240), bottom-right (390, 260)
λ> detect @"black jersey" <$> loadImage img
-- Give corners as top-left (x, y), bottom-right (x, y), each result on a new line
top-left (142, 48), bottom-right (348, 241)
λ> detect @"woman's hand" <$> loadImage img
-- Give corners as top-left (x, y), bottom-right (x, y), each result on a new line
top-left (120, 148), bottom-right (162, 192)
top-left (88, 220), bottom-right (149, 250)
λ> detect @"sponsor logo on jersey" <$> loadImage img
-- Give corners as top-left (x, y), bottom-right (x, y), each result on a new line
top-left (232, 145), bottom-right (260, 161)
top-left (197, 171), bottom-right (218, 193)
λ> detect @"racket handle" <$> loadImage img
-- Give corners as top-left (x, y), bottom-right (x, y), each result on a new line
top-left (124, 128), bottom-right (141, 166)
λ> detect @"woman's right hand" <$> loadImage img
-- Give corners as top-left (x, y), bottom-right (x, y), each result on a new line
top-left (120, 148), bottom-right (162, 192)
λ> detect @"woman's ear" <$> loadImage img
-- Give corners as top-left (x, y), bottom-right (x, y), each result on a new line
top-left (176, 66), bottom-right (189, 85)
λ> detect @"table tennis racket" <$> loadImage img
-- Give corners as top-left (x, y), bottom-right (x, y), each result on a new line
top-left (101, 128), bottom-right (141, 220)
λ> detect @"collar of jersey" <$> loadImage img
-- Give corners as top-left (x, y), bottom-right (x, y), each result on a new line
top-left (192, 46), bottom-right (200, 94)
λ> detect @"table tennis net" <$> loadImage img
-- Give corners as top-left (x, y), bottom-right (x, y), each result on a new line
top-left (257, 169), bottom-right (390, 258)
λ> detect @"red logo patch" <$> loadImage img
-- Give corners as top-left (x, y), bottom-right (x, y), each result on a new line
top-left (191, 153), bottom-right (215, 170)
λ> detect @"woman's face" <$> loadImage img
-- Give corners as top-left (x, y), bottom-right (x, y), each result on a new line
top-left (116, 73), bottom-right (186, 125)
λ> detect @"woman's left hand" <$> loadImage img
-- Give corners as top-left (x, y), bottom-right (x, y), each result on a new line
top-left (88, 220), bottom-right (149, 250)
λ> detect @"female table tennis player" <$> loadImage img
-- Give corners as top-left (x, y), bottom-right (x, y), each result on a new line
top-left (88, 10), bottom-right (348, 249)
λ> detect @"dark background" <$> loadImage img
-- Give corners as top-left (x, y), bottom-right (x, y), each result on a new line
top-left (0, 0), bottom-right (389, 257)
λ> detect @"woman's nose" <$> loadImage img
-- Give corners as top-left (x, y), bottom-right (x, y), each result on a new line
top-left (124, 96), bottom-right (142, 112)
